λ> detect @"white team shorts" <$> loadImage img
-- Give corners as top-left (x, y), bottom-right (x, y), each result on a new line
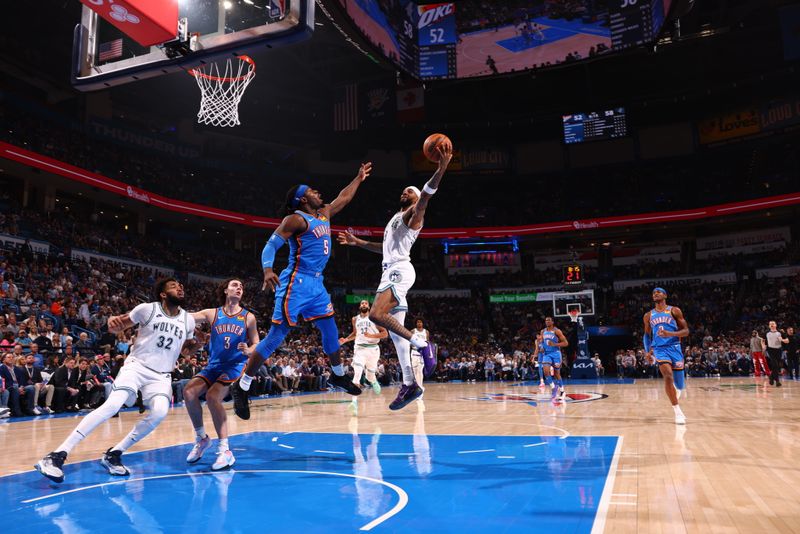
top-left (354, 345), bottom-right (380, 370)
top-left (112, 359), bottom-right (173, 406)
top-left (377, 261), bottom-right (416, 312)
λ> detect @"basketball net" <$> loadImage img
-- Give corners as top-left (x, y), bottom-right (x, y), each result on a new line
top-left (189, 55), bottom-right (256, 128)
top-left (568, 309), bottom-right (581, 323)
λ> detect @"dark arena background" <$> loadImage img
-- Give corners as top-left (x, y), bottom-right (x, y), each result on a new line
top-left (1, 0), bottom-right (799, 532)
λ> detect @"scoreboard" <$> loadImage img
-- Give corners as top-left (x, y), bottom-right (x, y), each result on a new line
top-left (563, 108), bottom-right (628, 144)
top-left (609, 0), bottom-right (667, 50)
top-left (416, 3), bottom-right (457, 79)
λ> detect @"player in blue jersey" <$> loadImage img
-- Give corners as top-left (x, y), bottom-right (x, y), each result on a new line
top-left (231, 163), bottom-right (373, 419)
top-left (541, 317), bottom-right (569, 402)
top-left (184, 278), bottom-right (259, 470)
top-left (643, 287), bottom-right (690, 425)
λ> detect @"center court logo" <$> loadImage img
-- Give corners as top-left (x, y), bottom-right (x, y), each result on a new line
top-left (460, 392), bottom-right (608, 404)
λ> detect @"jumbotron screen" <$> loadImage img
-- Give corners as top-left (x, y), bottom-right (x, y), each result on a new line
top-left (334, 0), bottom-right (673, 79)
top-left (563, 107), bottom-right (628, 144)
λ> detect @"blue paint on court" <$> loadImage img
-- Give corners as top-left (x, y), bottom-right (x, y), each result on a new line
top-left (497, 28), bottom-right (575, 53)
top-left (531, 17), bottom-right (610, 37)
top-left (2, 431), bottom-right (619, 533)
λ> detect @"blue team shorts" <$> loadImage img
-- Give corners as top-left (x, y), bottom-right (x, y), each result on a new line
top-left (197, 360), bottom-right (245, 385)
top-left (272, 270), bottom-right (334, 326)
top-left (541, 352), bottom-right (562, 367)
top-left (653, 345), bottom-right (684, 370)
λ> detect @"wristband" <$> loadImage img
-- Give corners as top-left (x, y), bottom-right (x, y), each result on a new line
top-left (423, 183), bottom-right (438, 195)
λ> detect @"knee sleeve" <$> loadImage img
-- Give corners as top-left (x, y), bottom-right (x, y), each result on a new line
top-left (256, 322), bottom-right (291, 358)
top-left (147, 395), bottom-right (170, 421)
top-left (315, 317), bottom-right (341, 355)
top-left (673, 369), bottom-right (685, 390)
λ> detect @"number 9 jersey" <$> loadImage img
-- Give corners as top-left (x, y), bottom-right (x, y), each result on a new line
top-left (128, 301), bottom-right (195, 373)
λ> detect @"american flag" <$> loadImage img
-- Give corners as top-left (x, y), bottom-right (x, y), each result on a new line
top-left (98, 38), bottom-right (123, 62)
top-left (333, 84), bottom-right (358, 131)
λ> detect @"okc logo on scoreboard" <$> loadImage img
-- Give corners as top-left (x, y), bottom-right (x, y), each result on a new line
top-left (417, 3), bottom-right (455, 29)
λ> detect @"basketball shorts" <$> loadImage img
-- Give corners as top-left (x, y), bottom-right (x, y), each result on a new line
top-left (377, 260), bottom-right (416, 312)
top-left (198, 360), bottom-right (246, 385)
top-left (112, 359), bottom-right (172, 406)
top-left (653, 345), bottom-right (684, 369)
top-left (272, 270), bottom-right (334, 326)
top-left (354, 345), bottom-right (380, 370)
top-left (541, 353), bottom-right (562, 367)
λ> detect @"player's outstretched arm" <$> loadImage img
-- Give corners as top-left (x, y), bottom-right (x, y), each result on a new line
top-left (409, 144), bottom-right (453, 229)
top-left (261, 214), bottom-right (307, 293)
top-left (191, 308), bottom-right (216, 325)
top-left (337, 231), bottom-right (383, 254)
top-left (107, 313), bottom-right (135, 334)
top-left (325, 162), bottom-right (372, 218)
top-left (339, 317), bottom-right (358, 345)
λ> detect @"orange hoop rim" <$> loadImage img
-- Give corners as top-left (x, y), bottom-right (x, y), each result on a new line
top-left (188, 55), bottom-right (256, 82)
top-left (568, 309), bottom-right (581, 317)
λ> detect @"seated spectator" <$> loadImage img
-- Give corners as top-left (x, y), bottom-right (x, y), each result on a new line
top-left (90, 353), bottom-right (114, 404)
top-left (15, 328), bottom-right (32, 351)
top-left (0, 351), bottom-right (37, 416)
top-left (51, 356), bottom-right (80, 412)
top-left (75, 332), bottom-right (93, 351)
top-left (76, 357), bottom-right (98, 408)
top-left (22, 353), bottom-right (51, 414)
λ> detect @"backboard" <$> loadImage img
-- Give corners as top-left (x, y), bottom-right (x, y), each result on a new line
top-left (73, 0), bottom-right (314, 91)
top-left (552, 290), bottom-right (595, 318)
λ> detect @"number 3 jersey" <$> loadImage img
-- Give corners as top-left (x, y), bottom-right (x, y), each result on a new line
top-left (128, 302), bottom-right (195, 373)
top-left (209, 307), bottom-right (250, 365)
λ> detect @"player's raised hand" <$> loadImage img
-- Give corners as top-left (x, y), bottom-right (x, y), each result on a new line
top-left (337, 231), bottom-right (358, 246)
top-left (262, 267), bottom-right (280, 293)
top-left (107, 315), bottom-right (126, 333)
top-left (436, 143), bottom-right (453, 170)
top-left (357, 162), bottom-right (373, 182)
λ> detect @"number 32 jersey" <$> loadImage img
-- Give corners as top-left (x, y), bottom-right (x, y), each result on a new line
top-left (129, 301), bottom-right (195, 373)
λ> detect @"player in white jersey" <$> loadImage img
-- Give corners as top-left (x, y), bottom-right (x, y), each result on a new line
top-left (410, 319), bottom-right (430, 393)
top-left (338, 143), bottom-right (452, 411)
top-left (340, 300), bottom-right (388, 415)
top-left (35, 279), bottom-right (203, 483)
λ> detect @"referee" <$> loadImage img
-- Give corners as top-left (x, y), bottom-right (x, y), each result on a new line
top-left (765, 321), bottom-right (786, 387)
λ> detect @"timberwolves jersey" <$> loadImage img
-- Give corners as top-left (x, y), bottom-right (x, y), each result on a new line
top-left (542, 328), bottom-right (561, 356)
top-left (650, 306), bottom-right (680, 348)
top-left (286, 211), bottom-right (331, 275)
top-left (209, 307), bottom-right (249, 365)
top-left (355, 315), bottom-right (380, 347)
top-left (383, 211), bottom-right (420, 266)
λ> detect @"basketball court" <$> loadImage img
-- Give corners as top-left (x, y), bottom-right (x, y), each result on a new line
top-left (2, 378), bottom-right (798, 532)
top-left (457, 18), bottom-right (611, 77)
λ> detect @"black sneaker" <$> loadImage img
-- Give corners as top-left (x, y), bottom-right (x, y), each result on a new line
top-left (35, 451), bottom-right (68, 483)
top-left (101, 448), bottom-right (130, 476)
top-left (329, 373), bottom-right (363, 396)
top-left (389, 383), bottom-right (423, 411)
top-left (230, 380), bottom-right (250, 420)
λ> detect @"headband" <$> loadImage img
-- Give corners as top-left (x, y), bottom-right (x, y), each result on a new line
top-left (291, 184), bottom-right (309, 209)
top-left (652, 287), bottom-right (667, 296)
top-left (406, 186), bottom-right (421, 197)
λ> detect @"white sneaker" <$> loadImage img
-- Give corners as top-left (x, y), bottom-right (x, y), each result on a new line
top-left (0, 408), bottom-right (10, 418)
top-left (33, 407), bottom-right (42, 416)
top-left (675, 413), bottom-right (686, 425)
top-left (186, 435), bottom-right (212, 464)
top-left (211, 450), bottom-right (235, 471)
top-left (42, 407), bottom-right (53, 414)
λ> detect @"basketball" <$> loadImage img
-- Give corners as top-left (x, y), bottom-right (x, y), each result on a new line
top-left (423, 133), bottom-right (452, 162)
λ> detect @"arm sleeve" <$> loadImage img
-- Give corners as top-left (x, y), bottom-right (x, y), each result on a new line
top-left (185, 313), bottom-right (196, 340)
top-left (129, 303), bottom-right (154, 326)
top-left (261, 233), bottom-right (288, 269)
top-left (643, 332), bottom-right (652, 353)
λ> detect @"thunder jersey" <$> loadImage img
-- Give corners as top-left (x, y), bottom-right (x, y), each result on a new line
top-left (542, 328), bottom-right (561, 356)
top-left (650, 306), bottom-right (680, 348)
top-left (383, 211), bottom-right (420, 266)
top-left (210, 307), bottom-right (250, 365)
top-left (355, 314), bottom-right (380, 347)
top-left (286, 211), bottom-right (331, 275)
top-left (128, 302), bottom-right (195, 373)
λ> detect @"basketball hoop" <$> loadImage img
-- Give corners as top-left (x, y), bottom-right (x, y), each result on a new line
top-left (568, 309), bottom-right (581, 323)
top-left (189, 55), bottom-right (255, 128)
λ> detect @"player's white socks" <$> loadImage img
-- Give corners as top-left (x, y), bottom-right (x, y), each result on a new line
top-left (672, 404), bottom-right (684, 416)
top-left (112, 395), bottom-right (170, 453)
top-left (352, 362), bottom-right (364, 385)
top-left (56, 389), bottom-right (129, 453)
top-left (675, 387), bottom-right (682, 399)
top-left (218, 438), bottom-right (229, 453)
top-left (389, 310), bottom-right (415, 385)
top-left (195, 427), bottom-right (206, 440)
top-left (239, 374), bottom-right (253, 391)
